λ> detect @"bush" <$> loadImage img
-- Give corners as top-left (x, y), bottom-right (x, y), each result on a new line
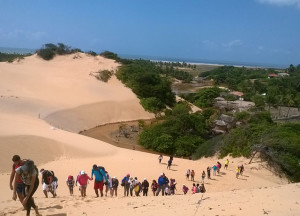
top-left (95, 70), bottom-right (113, 82)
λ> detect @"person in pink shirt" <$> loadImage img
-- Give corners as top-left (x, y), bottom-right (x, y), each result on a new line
top-left (192, 183), bottom-right (197, 194)
top-left (78, 171), bottom-right (92, 197)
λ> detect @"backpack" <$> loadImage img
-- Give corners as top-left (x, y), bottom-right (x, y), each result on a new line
top-left (67, 175), bottom-right (74, 186)
top-left (49, 170), bottom-right (58, 182)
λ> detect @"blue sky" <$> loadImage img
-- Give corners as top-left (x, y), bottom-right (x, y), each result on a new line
top-left (0, 0), bottom-right (299, 66)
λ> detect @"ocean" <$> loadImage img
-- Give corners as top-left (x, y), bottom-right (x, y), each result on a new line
top-left (0, 47), bottom-right (36, 54)
top-left (119, 54), bottom-right (287, 69)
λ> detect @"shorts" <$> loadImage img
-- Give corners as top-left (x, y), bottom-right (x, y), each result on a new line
top-left (94, 181), bottom-right (103, 190)
top-left (16, 183), bottom-right (25, 194)
top-left (68, 184), bottom-right (74, 190)
top-left (43, 182), bottom-right (57, 193)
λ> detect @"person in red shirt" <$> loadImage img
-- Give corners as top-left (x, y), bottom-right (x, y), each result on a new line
top-left (78, 171), bottom-right (92, 197)
top-left (9, 155), bottom-right (25, 204)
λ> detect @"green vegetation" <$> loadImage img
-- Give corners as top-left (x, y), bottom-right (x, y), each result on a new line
top-left (181, 87), bottom-right (223, 108)
top-left (37, 43), bottom-right (82, 60)
top-left (94, 70), bottom-right (113, 82)
top-left (0, 52), bottom-right (31, 62)
top-left (139, 103), bottom-right (207, 156)
top-left (116, 59), bottom-right (176, 113)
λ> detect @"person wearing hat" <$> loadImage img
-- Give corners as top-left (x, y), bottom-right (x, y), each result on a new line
top-left (156, 173), bottom-right (169, 196)
top-left (10, 155), bottom-right (25, 204)
top-left (111, 176), bottom-right (119, 197)
top-left (13, 159), bottom-right (40, 216)
top-left (141, 178), bottom-right (149, 196)
top-left (77, 171), bottom-right (92, 197)
top-left (121, 173), bottom-right (130, 196)
top-left (40, 168), bottom-right (57, 198)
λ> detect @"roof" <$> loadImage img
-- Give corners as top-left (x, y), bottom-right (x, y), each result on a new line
top-left (268, 73), bottom-right (279, 77)
top-left (230, 91), bottom-right (244, 97)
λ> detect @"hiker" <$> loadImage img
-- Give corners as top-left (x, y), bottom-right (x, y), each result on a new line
top-left (129, 177), bottom-right (135, 196)
top-left (240, 164), bottom-right (245, 175)
top-left (78, 171), bottom-right (92, 197)
top-left (169, 178), bottom-right (177, 195)
top-left (182, 184), bottom-right (189, 194)
top-left (10, 155), bottom-right (25, 204)
top-left (212, 165), bottom-right (217, 176)
top-left (196, 184), bottom-right (200, 193)
top-left (91, 164), bottom-right (108, 197)
top-left (199, 183), bottom-right (206, 193)
top-left (156, 173), bottom-right (169, 196)
top-left (121, 174), bottom-right (130, 196)
top-left (217, 161), bottom-right (222, 174)
top-left (40, 169), bottom-right (57, 198)
top-left (105, 171), bottom-right (112, 197)
top-left (191, 170), bottom-right (195, 181)
top-left (158, 155), bottom-right (163, 164)
top-left (13, 159), bottom-right (40, 216)
top-left (225, 159), bottom-right (229, 170)
top-left (201, 171), bottom-right (206, 183)
top-left (164, 185), bottom-right (171, 196)
top-left (111, 177), bottom-right (119, 197)
top-left (192, 183), bottom-right (197, 194)
top-left (141, 178), bottom-right (149, 196)
top-left (151, 180), bottom-right (158, 196)
top-left (236, 166), bottom-right (240, 178)
top-left (207, 166), bottom-right (211, 179)
top-left (167, 159), bottom-right (172, 170)
top-left (134, 177), bottom-right (142, 196)
top-left (66, 175), bottom-right (75, 196)
top-left (186, 169), bottom-right (190, 180)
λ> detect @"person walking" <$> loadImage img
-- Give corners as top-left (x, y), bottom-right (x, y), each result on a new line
top-left (141, 178), bottom-right (149, 196)
top-left (158, 155), bottom-right (163, 164)
top-left (201, 171), bottom-right (206, 183)
top-left (224, 159), bottom-right (229, 170)
top-left (191, 170), bottom-right (195, 181)
top-left (207, 166), bottom-right (211, 179)
top-left (151, 180), bottom-right (158, 196)
top-left (78, 171), bottom-right (92, 197)
top-left (182, 184), bottom-right (189, 194)
top-left (10, 155), bottom-right (25, 205)
top-left (40, 169), bottom-right (57, 198)
top-left (186, 169), bottom-right (190, 180)
top-left (156, 173), bottom-right (169, 196)
top-left (111, 177), bottom-right (119, 197)
top-left (121, 174), bottom-right (130, 196)
top-left (91, 164), bottom-right (108, 197)
top-left (66, 175), bottom-right (75, 196)
top-left (13, 160), bottom-right (40, 216)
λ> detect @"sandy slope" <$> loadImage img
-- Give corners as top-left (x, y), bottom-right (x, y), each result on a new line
top-left (0, 54), bottom-right (298, 216)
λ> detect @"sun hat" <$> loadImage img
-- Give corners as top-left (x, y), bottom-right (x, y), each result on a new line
top-left (144, 178), bottom-right (147, 180)
top-left (80, 170), bottom-right (85, 175)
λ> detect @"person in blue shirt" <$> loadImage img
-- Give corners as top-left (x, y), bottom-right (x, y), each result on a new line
top-left (91, 164), bottom-right (108, 197)
top-left (121, 174), bottom-right (130, 196)
top-left (156, 173), bottom-right (169, 196)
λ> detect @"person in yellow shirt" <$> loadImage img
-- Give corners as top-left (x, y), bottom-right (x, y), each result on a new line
top-left (225, 159), bottom-right (229, 170)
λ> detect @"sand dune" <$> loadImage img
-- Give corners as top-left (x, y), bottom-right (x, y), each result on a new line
top-left (0, 54), bottom-right (298, 216)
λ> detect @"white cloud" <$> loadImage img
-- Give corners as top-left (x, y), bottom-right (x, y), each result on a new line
top-left (257, 0), bottom-right (300, 8)
top-left (222, 40), bottom-right (243, 48)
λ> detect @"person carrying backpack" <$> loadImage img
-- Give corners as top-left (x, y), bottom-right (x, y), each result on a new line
top-left (141, 178), bottom-right (149, 196)
top-left (91, 164), bottom-right (108, 197)
top-left (66, 175), bottom-right (75, 196)
top-left (111, 177), bottom-right (119, 197)
top-left (121, 173), bottom-right (130, 196)
top-left (10, 155), bottom-right (25, 205)
top-left (13, 159), bottom-right (40, 216)
top-left (40, 169), bottom-right (57, 198)
top-left (151, 180), bottom-right (158, 196)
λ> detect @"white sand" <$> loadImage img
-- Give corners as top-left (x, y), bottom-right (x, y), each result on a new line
top-left (0, 54), bottom-right (298, 216)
